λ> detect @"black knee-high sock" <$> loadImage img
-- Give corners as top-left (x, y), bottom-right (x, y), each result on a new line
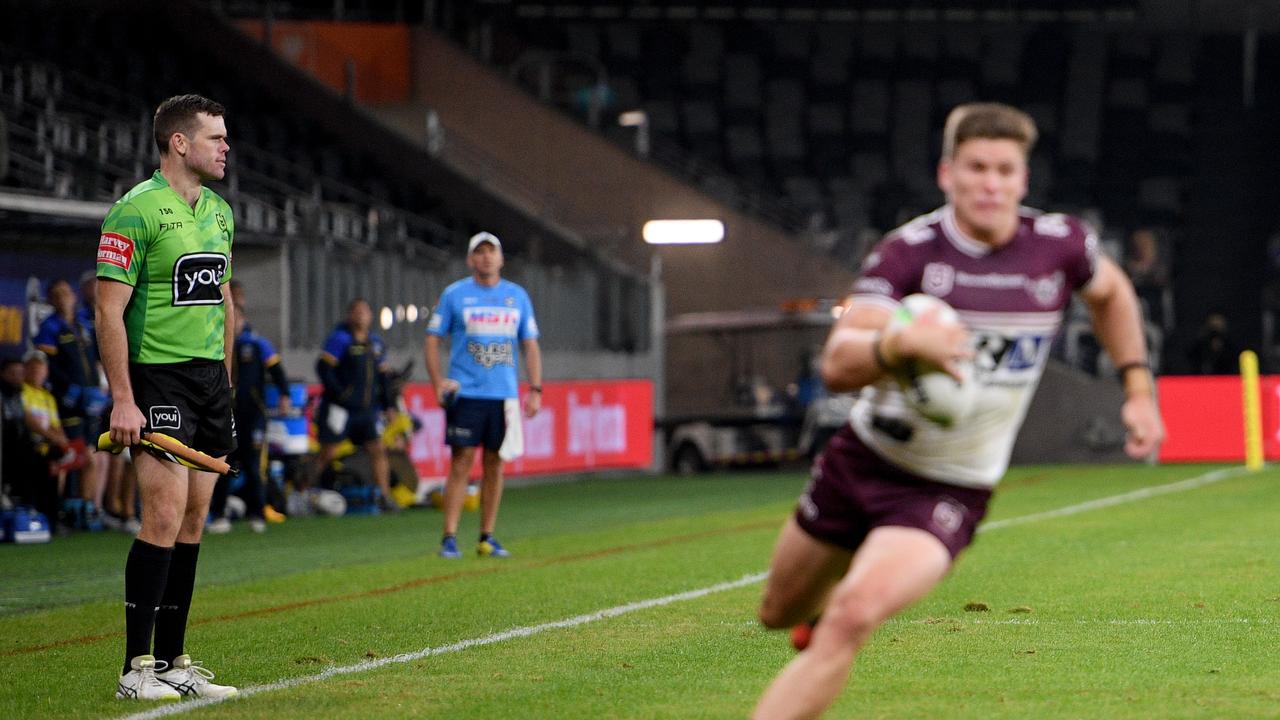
top-left (124, 540), bottom-right (173, 675)
top-left (153, 542), bottom-right (200, 668)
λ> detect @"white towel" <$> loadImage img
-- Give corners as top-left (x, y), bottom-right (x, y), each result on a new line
top-left (325, 404), bottom-right (348, 435)
top-left (499, 398), bottom-right (524, 461)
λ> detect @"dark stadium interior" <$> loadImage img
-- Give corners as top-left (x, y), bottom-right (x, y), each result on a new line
top-left (3, 0), bottom-right (1280, 413)
top-left (4, 4), bottom-right (1280, 716)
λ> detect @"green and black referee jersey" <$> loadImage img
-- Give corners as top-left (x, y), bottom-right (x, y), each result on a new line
top-left (97, 170), bottom-right (237, 458)
top-left (97, 170), bottom-right (234, 363)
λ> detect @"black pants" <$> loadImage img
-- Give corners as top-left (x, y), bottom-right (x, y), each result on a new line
top-left (211, 410), bottom-right (265, 520)
top-left (5, 434), bottom-right (58, 523)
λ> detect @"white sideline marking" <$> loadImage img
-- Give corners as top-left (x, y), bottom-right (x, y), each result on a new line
top-left (977, 465), bottom-right (1254, 534)
top-left (119, 572), bottom-right (769, 720)
top-left (893, 617), bottom-right (1273, 627)
top-left (117, 464), bottom-right (1255, 719)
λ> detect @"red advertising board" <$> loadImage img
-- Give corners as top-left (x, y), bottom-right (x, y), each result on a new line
top-left (399, 380), bottom-right (653, 479)
top-left (1156, 375), bottom-right (1280, 462)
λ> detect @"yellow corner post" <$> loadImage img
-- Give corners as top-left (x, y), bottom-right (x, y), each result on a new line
top-left (1240, 350), bottom-right (1263, 471)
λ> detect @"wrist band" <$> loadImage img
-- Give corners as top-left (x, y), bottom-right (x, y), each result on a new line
top-left (1117, 361), bottom-right (1154, 399)
top-left (1116, 361), bottom-right (1150, 377)
top-left (872, 332), bottom-right (893, 371)
top-left (529, 385), bottom-right (542, 393)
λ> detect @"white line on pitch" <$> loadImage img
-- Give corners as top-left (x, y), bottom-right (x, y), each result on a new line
top-left (977, 465), bottom-right (1254, 534)
top-left (891, 617), bottom-right (1273, 626)
top-left (118, 571), bottom-right (769, 720)
top-left (117, 464), bottom-right (1255, 719)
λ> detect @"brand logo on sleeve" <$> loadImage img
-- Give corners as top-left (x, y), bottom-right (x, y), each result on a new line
top-left (149, 406), bottom-right (181, 430)
top-left (172, 253), bottom-right (228, 306)
top-left (97, 233), bottom-right (134, 270)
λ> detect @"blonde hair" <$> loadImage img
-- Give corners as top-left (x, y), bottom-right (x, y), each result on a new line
top-left (941, 102), bottom-right (1038, 159)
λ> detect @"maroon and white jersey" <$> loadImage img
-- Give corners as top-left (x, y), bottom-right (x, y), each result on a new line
top-left (847, 205), bottom-right (1099, 488)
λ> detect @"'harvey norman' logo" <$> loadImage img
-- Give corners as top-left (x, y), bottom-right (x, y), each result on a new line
top-left (98, 233), bottom-right (134, 270)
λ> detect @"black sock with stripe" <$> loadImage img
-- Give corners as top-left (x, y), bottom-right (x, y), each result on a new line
top-left (123, 539), bottom-right (172, 675)
top-left (153, 542), bottom-right (200, 669)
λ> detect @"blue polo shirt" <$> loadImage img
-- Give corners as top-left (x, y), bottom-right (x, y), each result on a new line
top-left (427, 278), bottom-right (538, 400)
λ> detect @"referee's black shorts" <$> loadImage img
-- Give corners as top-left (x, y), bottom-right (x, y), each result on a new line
top-left (130, 360), bottom-right (237, 459)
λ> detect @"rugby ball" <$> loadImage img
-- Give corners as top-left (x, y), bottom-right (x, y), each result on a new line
top-left (310, 489), bottom-right (348, 517)
top-left (888, 294), bottom-right (977, 427)
top-left (225, 495), bottom-right (247, 520)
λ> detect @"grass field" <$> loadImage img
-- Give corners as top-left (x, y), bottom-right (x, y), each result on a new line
top-left (1, 463), bottom-right (1278, 719)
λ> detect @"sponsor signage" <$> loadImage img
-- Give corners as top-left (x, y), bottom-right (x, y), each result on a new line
top-left (303, 379), bottom-right (653, 478)
top-left (1157, 375), bottom-right (1280, 462)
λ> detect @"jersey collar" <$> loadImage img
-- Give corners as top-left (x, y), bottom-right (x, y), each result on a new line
top-left (151, 170), bottom-right (208, 213)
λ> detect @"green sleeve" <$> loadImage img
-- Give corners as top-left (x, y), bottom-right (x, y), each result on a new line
top-left (220, 198), bottom-right (235, 284)
top-left (97, 201), bottom-right (149, 286)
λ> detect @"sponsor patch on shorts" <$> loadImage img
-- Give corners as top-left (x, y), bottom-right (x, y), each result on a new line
top-left (931, 497), bottom-right (967, 537)
top-left (149, 405), bottom-right (182, 430)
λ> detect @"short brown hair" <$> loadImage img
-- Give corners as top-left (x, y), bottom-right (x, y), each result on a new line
top-left (941, 102), bottom-right (1037, 159)
top-left (153, 94), bottom-right (226, 155)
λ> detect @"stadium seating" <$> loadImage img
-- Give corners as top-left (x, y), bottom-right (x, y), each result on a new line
top-left (465, 18), bottom-right (1198, 269)
top-left (0, 1), bottom-right (658, 357)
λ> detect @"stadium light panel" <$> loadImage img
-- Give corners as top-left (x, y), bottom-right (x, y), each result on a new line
top-left (380, 306), bottom-right (393, 330)
top-left (618, 110), bottom-right (648, 127)
top-left (643, 219), bottom-right (724, 245)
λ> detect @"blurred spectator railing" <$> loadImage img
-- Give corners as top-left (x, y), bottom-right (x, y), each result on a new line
top-left (0, 51), bottom-right (454, 258)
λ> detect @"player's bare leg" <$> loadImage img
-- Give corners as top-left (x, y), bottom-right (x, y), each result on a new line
top-left (151, 463), bottom-right (236, 699)
top-left (753, 526), bottom-right (951, 720)
top-left (479, 449), bottom-right (504, 535)
top-left (177, 466), bottom-right (219, 544)
top-left (364, 439), bottom-right (397, 511)
top-left (134, 452), bottom-right (189, 546)
top-left (442, 447), bottom-right (477, 536)
top-left (88, 449), bottom-right (108, 508)
top-left (758, 517), bottom-right (853, 630)
top-left (304, 442), bottom-right (341, 491)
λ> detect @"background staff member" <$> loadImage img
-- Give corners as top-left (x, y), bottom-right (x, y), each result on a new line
top-left (310, 298), bottom-right (399, 511)
top-left (425, 231), bottom-right (542, 560)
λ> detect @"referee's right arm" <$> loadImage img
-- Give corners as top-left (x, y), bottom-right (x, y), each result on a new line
top-left (97, 279), bottom-right (145, 446)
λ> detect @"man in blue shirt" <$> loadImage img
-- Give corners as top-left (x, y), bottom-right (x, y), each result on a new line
top-left (311, 298), bottom-right (399, 511)
top-left (425, 232), bottom-right (542, 558)
top-left (208, 307), bottom-right (291, 533)
top-left (34, 278), bottom-right (104, 529)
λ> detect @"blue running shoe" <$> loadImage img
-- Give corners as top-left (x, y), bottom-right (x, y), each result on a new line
top-left (477, 537), bottom-right (511, 558)
top-left (438, 536), bottom-right (461, 559)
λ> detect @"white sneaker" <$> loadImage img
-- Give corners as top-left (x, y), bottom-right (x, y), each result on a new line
top-left (206, 518), bottom-right (232, 534)
top-left (249, 518), bottom-right (266, 534)
top-left (156, 654), bottom-right (238, 698)
top-left (123, 517), bottom-right (142, 535)
top-left (116, 655), bottom-right (181, 700)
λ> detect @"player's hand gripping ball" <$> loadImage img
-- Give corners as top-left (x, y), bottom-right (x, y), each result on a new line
top-left (888, 294), bottom-right (977, 427)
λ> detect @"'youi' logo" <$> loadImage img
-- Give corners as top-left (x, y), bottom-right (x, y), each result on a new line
top-left (172, 253), bottom-right (228, 306)
top-left (149, 406), bottom-right (182, 430)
